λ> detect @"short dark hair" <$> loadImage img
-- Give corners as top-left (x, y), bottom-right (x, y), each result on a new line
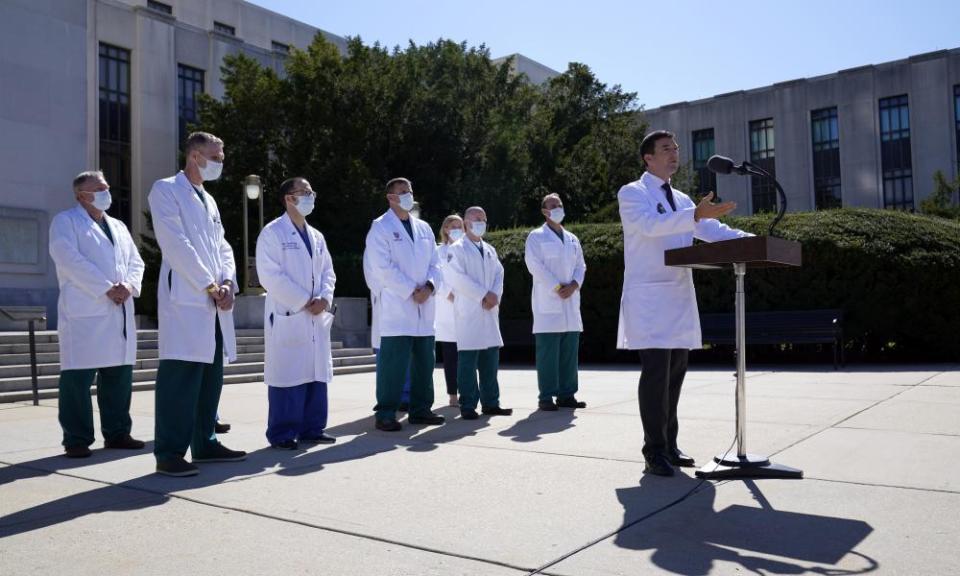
top-left (183, 131), bottom-right (223, 156)
top-left (640, 130), bottom-right (675, 158)
top-left (278, 177), bottom-right (307, 206)
top-left (384, 177), bottom-right (412, 194)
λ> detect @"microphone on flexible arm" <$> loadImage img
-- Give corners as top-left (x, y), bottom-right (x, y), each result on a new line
top-left (707, 154), bottom-right (787, 237)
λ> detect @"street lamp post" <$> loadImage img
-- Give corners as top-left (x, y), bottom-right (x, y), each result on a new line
top-left (241, 174), bottom-right (264, 294)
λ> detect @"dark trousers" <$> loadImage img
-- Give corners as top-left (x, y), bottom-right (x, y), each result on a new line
top-left (637, 348), bottom-right (689, 460)
top-left (439, 341), bottom-right (458, 395)
top-left (266, 381), bottom-right (328, 444)
top-left (58, 365), bottom-right (134, 448)
top-left (375, 335), bottom-right (436, 420)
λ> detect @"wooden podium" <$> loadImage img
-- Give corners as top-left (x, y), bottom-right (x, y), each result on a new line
top-left (665, 236), bottom-right (804, 479)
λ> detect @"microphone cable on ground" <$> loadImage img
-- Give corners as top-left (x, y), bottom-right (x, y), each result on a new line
top-left (526, 431), bottom-right (740, 575)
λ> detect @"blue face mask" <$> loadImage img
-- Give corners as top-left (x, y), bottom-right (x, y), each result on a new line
top-left (470, 221), bottom-right (486, 238)
top-left (398, 193), bottom-right (415, 212)
top-left (448, 229), bottom-right (464, 242)
top-left (294, 195), bottom-right (315, 217)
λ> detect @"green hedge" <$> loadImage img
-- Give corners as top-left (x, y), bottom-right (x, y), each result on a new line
top-left (485, 209), bottom-right (960, 362)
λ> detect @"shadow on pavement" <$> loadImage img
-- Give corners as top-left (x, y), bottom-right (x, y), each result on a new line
top-left (613, 477), bottom-right (878, 575)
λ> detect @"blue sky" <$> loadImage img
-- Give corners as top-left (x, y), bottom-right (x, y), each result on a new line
top-left (250, 0), bottom-right (959, 110)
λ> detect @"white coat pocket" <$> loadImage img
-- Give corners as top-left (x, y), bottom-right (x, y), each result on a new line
top-left (62, 284), bottom-right (110, 319)
top-left (534, 282), bottom-right (563, 314)
top-left (272, 312), bottom-right (311, 346)
top-left (169, 270), bottom-right (209, 308)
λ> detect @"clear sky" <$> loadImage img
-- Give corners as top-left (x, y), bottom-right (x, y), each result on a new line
top-left (249, 0), bottom-right (959, 110)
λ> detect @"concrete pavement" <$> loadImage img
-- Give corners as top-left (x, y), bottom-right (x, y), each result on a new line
top-left (1, 364), bottom-right (958, 575)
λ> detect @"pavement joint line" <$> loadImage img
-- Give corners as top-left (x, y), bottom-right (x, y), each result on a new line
top-left (0, 459), bottom-right (548, 575)
top-left (769, 372), bottom-right (942, 458)
top-left (832, 425), bottom-right (960, 438)
top-left (803, 476), bottom-right (960, 496)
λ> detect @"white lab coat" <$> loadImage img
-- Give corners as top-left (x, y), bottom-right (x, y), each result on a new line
top-left (524, 224), bottom-right (586, 334)
top-left (256, 214), bottom-right (336, 388)
top-left (362, 209), bottom-right (440, 338)
top-left (362, 248), bottom-right (381, 349)
top-left (617, 171), bottom-right (752, 350)
top-left (148, 171), bottom-right (238, 363)
top-left (434, 243), bottom-right (457, 343)
top-left (445, 238), bottom-right (504, 351)
top-left (49, 205), bottom-right (144, 370)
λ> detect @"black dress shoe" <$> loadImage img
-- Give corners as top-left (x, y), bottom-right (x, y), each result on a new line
top-left (192, 443), bottom-right (247, 462)
top-left (215, 420), bottom-right (231, 434)
top-left (104, 435), bottom-right (146, 450)
top-left (643, 454), bottom-right (675, 477)
top-left (397, 402), bottom-right (409, 413)
top-left (556, 396), bottom-right (587, 409)
top-left (460, 409), bottom-right (479, 420)
top-left (481, 406), bottom-right (513, 416)
top-left (408, 413), bottom-right (445, 425)
top-left (667, 448), bottom-right (695, 467)
top-left (375, 418), bottom-right (403, 431)
top-left (156, 457), bottom-right (199, 477)
top-left (64, 445), bottom-right (92, 458)
top-left (272, 439), bottom-right (298, 450)
top-left (538, 400), bottom-right (559, 411)
top-left (300, 433), bottom-right (336, 445)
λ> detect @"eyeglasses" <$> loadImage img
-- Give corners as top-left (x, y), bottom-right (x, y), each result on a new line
top-left (291, 190), bottom-right (315, 198)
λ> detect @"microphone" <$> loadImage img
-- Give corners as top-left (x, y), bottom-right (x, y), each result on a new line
top-left (708, 155), bottom-right (751, 176)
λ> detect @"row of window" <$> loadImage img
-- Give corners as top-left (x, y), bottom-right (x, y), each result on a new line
top-left (98, 43), bottom-right (207, 226)
top-left (146, 0), bottom-right (290, 53)
top-left (690, 91), bottom-right (959, 213)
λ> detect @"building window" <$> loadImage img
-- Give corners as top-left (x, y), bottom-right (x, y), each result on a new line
top-left (749, 118), bottom-right (776, 213)
top-left (271, 41), bottom-right (290, 54)
top-left (98, 43), bottom-right (132, 227)
top-left (879, 95), bottom-right (913, 210)
top-left (177, 64), bottom-right (204, 148)
top-left (147, 1), bottom-right (173, 15)
top-left (691, 128), bottom-right (716, 199)
top-left (811, 107), bottom-right (842, 209)
top-left (954, 85), bottom-right (959, 174)
top-left (214, 21), bottom-right (236, 36)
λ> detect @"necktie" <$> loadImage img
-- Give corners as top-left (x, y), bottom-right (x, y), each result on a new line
top-left (661, 182), bottom-right (677, 212)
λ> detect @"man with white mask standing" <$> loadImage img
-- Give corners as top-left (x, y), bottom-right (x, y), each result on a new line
top-left (256, 177), bottom-right (337, 449)
top-left (445, 207), bottom-right (512, 420)
top-left (617, 130), bottom-right (751, 477)
top-left (49, 170), bottom-right (146, 458)
top-left (148, 131), bottom-right (246, 476)
top-left (363, 177), bottom-right (445, 431)
top-left (524, 193), bottom-right (587, 412)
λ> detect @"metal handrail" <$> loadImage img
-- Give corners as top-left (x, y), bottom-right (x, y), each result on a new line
top-left (0, 306), bottom-right (48, 406)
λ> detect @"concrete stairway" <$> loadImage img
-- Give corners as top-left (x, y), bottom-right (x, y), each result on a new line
top-left (0, 329), bottom-right (376, 403)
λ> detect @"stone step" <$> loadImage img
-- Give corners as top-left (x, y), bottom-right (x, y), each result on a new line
top-left (0, 352), bottom-right (376, 394)
top-left (0, 328), bottom-right (269, 345)
top-left (0, 363), bottom-right (377, 403)
top-left (0, 347), bottom-right (373, 374)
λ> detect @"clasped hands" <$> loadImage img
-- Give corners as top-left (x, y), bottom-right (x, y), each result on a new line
top-left (208, 283), bottom-right (235, 311)
top-left (556, 280), bottom-right (579, 300)
top-left (105, 283), bottom-right (132, 306)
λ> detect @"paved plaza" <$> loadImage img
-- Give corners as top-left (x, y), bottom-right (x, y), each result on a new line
top-left (1, 364), bottom-right (958, 575)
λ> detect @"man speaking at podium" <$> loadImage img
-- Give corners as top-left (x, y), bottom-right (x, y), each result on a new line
top-left (617, 130), bottom-right (752, 477)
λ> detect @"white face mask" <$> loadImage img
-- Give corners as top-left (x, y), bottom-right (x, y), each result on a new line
top-left (92, 190), bottom-right (112, 211)
top-left (199, 156), bottom-right (223, 181)
top-left (548, 207), bottom-right (565, 224)
top-left (294, 195), bottom-right (315, 217)
top-left (470, 221), bottom-right (486, 238)
top-left (398, 193), bottom-right (415, 212)
top-left (448, 229), bottom-right (464, 242)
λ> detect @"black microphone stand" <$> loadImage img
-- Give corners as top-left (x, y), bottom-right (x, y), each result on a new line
top-left (739, 160), bottom-right (787, 237)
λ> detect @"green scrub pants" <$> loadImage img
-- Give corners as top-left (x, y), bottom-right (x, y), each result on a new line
top-left (153, 320), bottom-right (224, 463)
top-left (375, 335), bottom-right (436, 421)
top-left (58, 365), bottom-right (134, 448)
top-left (457, 346), bottom-right (501, 411)
top-left (535, 332), bottom-right (580, 402)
